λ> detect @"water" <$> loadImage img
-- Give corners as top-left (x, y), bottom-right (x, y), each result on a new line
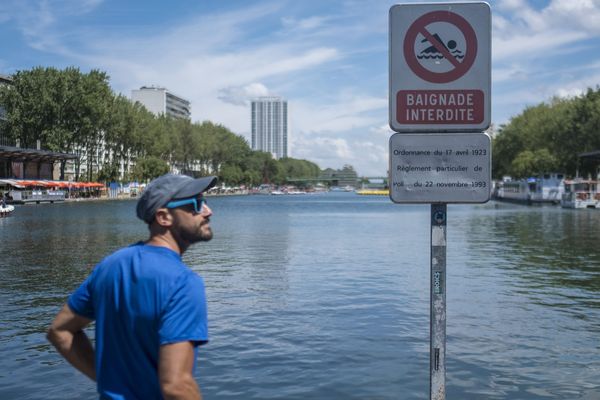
top-left (1, 194), bottom-right (599, 399)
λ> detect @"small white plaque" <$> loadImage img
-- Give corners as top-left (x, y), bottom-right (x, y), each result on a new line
top-left (389, 133), bottom-right (491, 203)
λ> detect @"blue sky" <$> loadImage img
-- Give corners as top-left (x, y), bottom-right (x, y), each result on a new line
top-left (2, 0), bottom-right (600, 176)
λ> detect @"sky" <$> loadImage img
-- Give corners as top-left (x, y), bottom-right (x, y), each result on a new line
top-left (2, 0), bottom-right (600, 176)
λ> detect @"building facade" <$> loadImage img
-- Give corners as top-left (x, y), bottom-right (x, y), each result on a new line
top-left (131, 86), bottom-right (191, 119)
top-left (251, 96), bottom-right (288, 159)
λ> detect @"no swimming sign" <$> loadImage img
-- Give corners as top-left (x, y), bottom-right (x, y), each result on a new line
top-left (389, 2), bottom-right (491, 132)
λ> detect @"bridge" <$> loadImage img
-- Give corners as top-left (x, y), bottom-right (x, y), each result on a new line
top-left (285, 176), bottom-right (388, 187)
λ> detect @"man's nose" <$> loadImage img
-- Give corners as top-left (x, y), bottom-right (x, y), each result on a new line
top-left (201, 203), bottom-right (212, 217)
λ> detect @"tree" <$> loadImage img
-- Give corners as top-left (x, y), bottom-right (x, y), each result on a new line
top-left (279, 157), bottom-right (320, 179)
top-left (0, 67), bottom-right (113, 180)
top-left (244, 151), bottom-right (284, 184)
top-left (132, 157), bottom-right (170, 182)
top-left (493, 87), bottom-right (600, 179)
top-left (510, 150), bottom-right (558, 179)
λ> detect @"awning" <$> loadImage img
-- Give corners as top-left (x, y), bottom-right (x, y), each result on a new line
top-left (0, 179), bottom-right (25, 188)
top-left (15, 180), bottom-right (49, 187)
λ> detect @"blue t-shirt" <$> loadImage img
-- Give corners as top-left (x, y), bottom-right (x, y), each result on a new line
top-left (68, 242), bottom-right (208, 400)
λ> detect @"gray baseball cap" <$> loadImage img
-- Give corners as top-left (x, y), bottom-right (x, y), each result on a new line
top-left (136, 173), bottom-right (217, 223)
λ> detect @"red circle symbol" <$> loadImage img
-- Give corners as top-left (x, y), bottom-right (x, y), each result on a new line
top-left (403, 11), bottom-right (477, 84)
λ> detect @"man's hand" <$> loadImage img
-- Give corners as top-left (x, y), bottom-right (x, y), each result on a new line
top-left (47, 304), bottom-right (96, 381)
top-left (159, 341), bottom-right (202, 400)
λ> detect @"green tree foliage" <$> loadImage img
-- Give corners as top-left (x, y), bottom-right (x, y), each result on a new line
top-left (278, 157), bottom-right (320, 179)
top-left (510, 149), bottom-right (559, 179)
top-left (132, 157), bottom-right (170, 182)
top-left (0, 67), bottom-right (328, 186)
top-left (493, 87), bottom-right (600, 178)
top-left (0, 67), bottom-right (113, 180)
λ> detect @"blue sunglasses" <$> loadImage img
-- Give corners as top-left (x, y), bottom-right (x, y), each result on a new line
top-left (165, 195), bottom-right (207, 214)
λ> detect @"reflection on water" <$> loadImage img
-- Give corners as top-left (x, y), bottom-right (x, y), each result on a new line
top-left (1, 196), bottom-right (599, 399)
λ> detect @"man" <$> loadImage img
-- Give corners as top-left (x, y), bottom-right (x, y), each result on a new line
top-left (47, 173), bottom-right (217, 400)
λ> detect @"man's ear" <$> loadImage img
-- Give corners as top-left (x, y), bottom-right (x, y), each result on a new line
top-left (154, 208), bottom-right (173, 227)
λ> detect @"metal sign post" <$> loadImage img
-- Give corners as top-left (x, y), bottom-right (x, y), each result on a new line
top-left (430, 204), bottom-right (447, 400)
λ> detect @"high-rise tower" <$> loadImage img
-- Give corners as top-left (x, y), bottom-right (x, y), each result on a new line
top-left (251, 96), bottom-right (288, 159)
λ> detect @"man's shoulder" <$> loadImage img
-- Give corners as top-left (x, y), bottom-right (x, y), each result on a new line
top-left (93, 243), bottom-right (183, 278)
top-left (103, 242), bottom-right (180, 264)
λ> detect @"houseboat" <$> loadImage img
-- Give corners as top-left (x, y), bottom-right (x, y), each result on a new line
top-left (560, 179), bottom-right (599, 209)
top-left (494, 173), bottom-right (565, 204)
top-left (0, 179), bottom-right (105, 204)
top-left (494, 178), bottom-right (530, 203)
top-left (0, 179), bottom-right (66, 203)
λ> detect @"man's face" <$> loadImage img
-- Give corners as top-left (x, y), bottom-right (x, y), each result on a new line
top-left (169, 196), bottom-right (213, 244)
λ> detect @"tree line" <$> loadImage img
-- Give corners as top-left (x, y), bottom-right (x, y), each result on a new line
top-left (0, 66), bottom-right (322, 185)
top-left (493, 87), bottom-right (600, 179)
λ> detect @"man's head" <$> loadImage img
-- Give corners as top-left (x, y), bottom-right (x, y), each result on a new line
top-left (137, 174), bottom-right (217, 246)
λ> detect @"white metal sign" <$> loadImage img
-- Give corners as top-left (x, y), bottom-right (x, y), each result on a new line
top-left (389, 133), bottom-right (491, 203)
top-left (389, 2), bottom-right (491, 132)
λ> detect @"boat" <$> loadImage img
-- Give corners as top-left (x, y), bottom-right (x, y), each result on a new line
top-left (494, 178), bottom-right (530, 203)
top-left (0, 179), bottom-right (66, 204)
top-left (560, 179), bottom-right (599, 209)
top-left (494, 173), bottom-right (565, 204)
top-left (0, 203), bottom-right (15, 216)
top-left (529, 173), bottom-right (565, 204)
top-left (356, 189), bottom-right (389, 196)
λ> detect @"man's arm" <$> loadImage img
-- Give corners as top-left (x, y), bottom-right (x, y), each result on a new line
top-left (159, 341), bottom-right (202, 400)
top-left (47, 304), bottom-right (96, 381)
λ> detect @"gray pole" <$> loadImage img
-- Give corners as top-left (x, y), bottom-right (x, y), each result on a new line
top-left (430, 203), bottom-right (447, 400)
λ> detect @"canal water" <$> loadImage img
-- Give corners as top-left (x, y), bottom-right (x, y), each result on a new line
top-left (1, 193), bottom-right (599, 399)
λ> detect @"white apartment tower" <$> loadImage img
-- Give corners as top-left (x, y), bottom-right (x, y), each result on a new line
top-left (251, 96), bottom-right (288, 159)
top-left (131, 86), bottom-right (191, 119)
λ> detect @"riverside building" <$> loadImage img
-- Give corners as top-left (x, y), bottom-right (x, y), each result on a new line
top-left (131, 86), bottom-right (191, 120)
top-left (251, 96), bottom-right (288, 159)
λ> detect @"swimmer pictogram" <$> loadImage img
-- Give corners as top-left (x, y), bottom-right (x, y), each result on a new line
top-left (403, 11), bottom-right (477, 84)
top-left (417, 34), bottom-right (464, 61)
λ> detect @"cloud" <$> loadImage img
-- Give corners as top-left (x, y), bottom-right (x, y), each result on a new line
top-left (293, 135), bottom-right (354, 161)
top-left (291, 132), bottom-right (388, 176)
top-left (218, 83), bottom-right (271, 106)
top-left (291, 94), bottom-right (386, 135)
top-left (493, 29), bottom-right (587, 61)
top-left (4, 0), bottom-right (104, 53)
top-left (281, 15), bottom-right (330, 31)
top-left (370, 124), bottom-right (394, 137)
top-left (492, 0), bottom-right (600, 62)
top-left (555, 87), bottom-right (586, 99)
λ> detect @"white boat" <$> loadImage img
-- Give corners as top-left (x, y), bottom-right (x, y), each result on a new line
top-left (561, 179), bottom-right (600, 209)
top-left (494, 178), bottom-right (530, 203)
top-left (0, 179), bottom-right (66, 203)
top-left (494, 173), bottom-right (565, 204)
top-left (0, 204), bottom-right (15, 216)
top-left (529, 173), bottom-right (565, 204)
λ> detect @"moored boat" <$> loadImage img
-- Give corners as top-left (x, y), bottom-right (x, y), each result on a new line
top-left (560, 179), bottom-right (599, 209)
top-left (0, 203), bottom-right (15, 216)
top-left (494, 173), bottom-right (565, 205)
top-left (356, 189), bottom-right (389, 195)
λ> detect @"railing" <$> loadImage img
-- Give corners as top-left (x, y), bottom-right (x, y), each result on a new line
top-left (0, 134), bottom-right (15, 147)
top-left (8, 189), bottom-right (66, 203)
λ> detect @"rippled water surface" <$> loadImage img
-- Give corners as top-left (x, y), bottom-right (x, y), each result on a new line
top-left (1, 194), bottom-right (599, 399)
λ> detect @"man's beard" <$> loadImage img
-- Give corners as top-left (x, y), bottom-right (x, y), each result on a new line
top-left (197, 224), bottom-right (213, 242)
top-left (181, 221), bottom-right (212, 243)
